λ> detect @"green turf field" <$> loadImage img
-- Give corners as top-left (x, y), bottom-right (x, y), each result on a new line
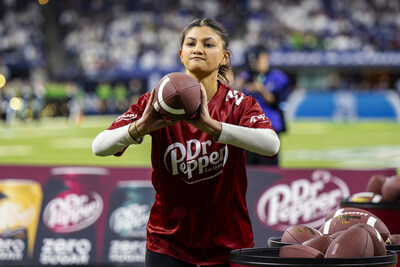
top-left (0, 116), bottom-right (399, 171)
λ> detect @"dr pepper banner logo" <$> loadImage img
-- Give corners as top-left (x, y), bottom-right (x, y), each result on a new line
top-left (43, 192), bottom-right (103, 233)
top-left (256, 170), bottom-right (350, 231)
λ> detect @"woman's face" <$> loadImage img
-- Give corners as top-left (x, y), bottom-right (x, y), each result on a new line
top-left (179, 26), bottom-right (229, 78)
top-left (254, 52), bottom-right (269, 73)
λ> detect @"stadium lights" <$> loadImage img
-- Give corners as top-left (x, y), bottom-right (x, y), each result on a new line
top-left (0, 74), bottom-right (6, 88)
top-left (10, 97), bottom-right (24, 111)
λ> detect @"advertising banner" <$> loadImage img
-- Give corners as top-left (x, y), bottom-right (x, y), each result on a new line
top-left (0, 165), bottom-right (396, 266)
top-left (285, 89), bottom-right (400, 120)
top-left (245, 166), bottom-right (397, 247)
top-left (0, 179), bottom-right (42, 265)
top-left (0, 165), bottom-right (152, 267)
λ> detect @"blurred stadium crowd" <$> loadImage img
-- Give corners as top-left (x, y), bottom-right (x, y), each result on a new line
top-left (1, 0), bottom-right (400, 124)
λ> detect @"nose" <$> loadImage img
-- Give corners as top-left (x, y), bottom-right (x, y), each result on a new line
top-left (193, 43), bottom-right (203, 54)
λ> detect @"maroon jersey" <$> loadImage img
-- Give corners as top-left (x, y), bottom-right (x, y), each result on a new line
top-left (108, 82), bottom-right (274, 265)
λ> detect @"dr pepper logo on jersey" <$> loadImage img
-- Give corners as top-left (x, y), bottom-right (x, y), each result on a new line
top-left (256, 170), bottom-right (350, 231)
top-left (164, 138), bottom-right (228, 183)
top-left (42, 192), bottom-right (103, 233)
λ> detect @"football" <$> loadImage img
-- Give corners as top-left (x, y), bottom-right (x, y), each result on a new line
top-left (386, 234), bottom-right (400, 245)
top-left (279, 244), bottom-right (324, 258)
top-left (153, 72), bottom-right (201, 120)
top-left (366, 174), bottom-right (387, 194)
top-left (320, 208), bottom-right (390, 240)
top-left (324, 207), bottom-right (375, 222)
top-left (349, 223), bottom-right (386, 256)
top-left (349, 192), bottom-right (382, 203)
top-left (329, 230), bottom-right (345, 240)
top-left (325, 227), bottom-right (374, 258)
top-left (302, 235), bottom-right (333, 254)
top-left (381, 176), bottom-right (400, 202)
top-left (281, 225), bottom-right (322, 244)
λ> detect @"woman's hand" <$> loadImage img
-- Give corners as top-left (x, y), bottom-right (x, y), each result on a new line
top-left (130, 89), bottom-right (178, 138)
top-left (184, 84), bottom-right (222, 138)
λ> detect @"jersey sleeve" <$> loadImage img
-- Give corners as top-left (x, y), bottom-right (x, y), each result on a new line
top-left (237, 94), bottom-right (275, 131)
top-left (106, 92), bottom-right (150, 156)
top-left (108, 92), bottom-right (150, 130)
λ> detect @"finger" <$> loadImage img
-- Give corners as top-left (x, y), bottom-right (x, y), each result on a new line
top-left (147, 89), bottom-right (155, 110)
top-left (149, 88), bottom-right (155, 103)
top-left (199, 83), bottom-right (207, 104)
top-left (143, 89), bottom-right (156, 115)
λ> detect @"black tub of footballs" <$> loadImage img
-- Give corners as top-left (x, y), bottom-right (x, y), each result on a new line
top-left (263, 206), bottom-right (400, 267)
top-left (230, 247), bottom-right (397, 267)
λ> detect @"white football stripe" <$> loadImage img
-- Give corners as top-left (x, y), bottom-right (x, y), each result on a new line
top-left (333, 208), bottom-right (344, 218)
top-left (153, 101), bottom-right (160, 112)
top-left (372, 194), bottom-right (382, 203)
top-left (374, 227), bottom-right (382, 241)
top-left (367, 216), bottom-right (377, 227)
top-left (323, 218), bottom-right (332, 234)
top-left (158, 77), bottom-right (185, 115)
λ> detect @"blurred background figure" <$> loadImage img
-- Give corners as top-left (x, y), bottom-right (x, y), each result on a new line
top-left (236, 45), bottom-right (291, 166)
top-left (66, 81), bottom-right (85, 126)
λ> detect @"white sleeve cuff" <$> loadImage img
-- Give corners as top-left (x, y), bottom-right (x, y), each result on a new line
top-left (216, 122), bottom-right (280, 156)
top-left (92, 124), bottom-right (142, 156)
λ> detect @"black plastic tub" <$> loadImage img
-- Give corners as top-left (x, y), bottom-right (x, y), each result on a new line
top-left (268, 237), bottom-right (400, 267)
top-left (230, 247), bottom-right (398, 267)
top-left (268, 236), bottom-right (291, 247)
top-left (387, 244), bottom-right (400, 267)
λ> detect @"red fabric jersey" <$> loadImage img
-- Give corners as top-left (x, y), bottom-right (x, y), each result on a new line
top-left (108, 82), bottom-right (274, 265)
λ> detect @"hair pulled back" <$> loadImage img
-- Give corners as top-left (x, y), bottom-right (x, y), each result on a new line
top-left (180, 18), bottom-right (232, 85)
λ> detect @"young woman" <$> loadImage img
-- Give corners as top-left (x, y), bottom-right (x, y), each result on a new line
top-left (92, 18), bottom-right (280, 267)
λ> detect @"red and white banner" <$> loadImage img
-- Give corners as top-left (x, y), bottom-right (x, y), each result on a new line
top-left (0, 165), bottom-right (396, 266)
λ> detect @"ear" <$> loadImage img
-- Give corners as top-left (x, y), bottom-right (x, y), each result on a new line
top-left (178, 49), bottom-right (183, 63)
top-left (222, 50), bottom-right (231, 65)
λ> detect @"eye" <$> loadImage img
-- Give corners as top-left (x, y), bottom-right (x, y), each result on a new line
top-left (185, 42), bottom-right (195, 47)
top-left (205, 43), bottom-right (214, 47)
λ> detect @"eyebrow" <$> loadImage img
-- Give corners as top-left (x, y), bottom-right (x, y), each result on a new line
top-left (185, 37), bottom-right (216, 42)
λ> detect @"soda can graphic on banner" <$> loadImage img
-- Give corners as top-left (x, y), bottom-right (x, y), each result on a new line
top-left (103, 180), bottom-right (155, 266)
top-left (33, 167), bottom-right (109, 266)
top-left (0, 179), bottom-right (42, 264)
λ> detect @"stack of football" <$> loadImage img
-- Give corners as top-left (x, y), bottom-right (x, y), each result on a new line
top-left (279, 207), bottom-right (400, 258)
top-left (348, 174), bottom-right (400, 203)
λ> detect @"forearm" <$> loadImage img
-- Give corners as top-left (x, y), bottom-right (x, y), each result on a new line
top-left (92, 124), bottom-right (142, 156)
top-left (216, 123), bottom-right (280, 156)
top-left (260, 88), bottom-right (275, 104)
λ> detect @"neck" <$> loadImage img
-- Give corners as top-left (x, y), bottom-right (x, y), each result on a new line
top-left (186, 71), bottom-right (219, 102)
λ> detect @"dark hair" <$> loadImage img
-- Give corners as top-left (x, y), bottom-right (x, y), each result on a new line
top-left (245, 44), bottom-right (268, 67)
top-left (180, 18), bottom-right (232, 85)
